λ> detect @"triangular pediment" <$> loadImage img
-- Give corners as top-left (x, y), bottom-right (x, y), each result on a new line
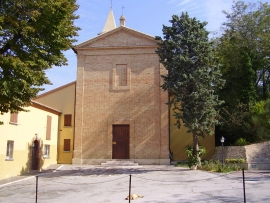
top-left (74, 26), bottom-right (158, 49)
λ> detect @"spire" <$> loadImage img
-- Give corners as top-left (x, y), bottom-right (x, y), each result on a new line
top-left (120, 5), bottom-right (126, 27)
top-left (100, 9), bottom-right (116, 34)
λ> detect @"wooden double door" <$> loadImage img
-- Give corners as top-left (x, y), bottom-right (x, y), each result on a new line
top-left (112, 125), bottom-right (129, 159)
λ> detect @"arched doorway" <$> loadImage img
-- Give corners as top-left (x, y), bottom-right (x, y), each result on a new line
top-left (31, 140), bottom-right (40, 170)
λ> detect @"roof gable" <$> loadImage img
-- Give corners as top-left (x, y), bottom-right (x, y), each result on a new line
top-left (35, 81), bottom-right (76, 99)
top-left (74, 26), bottom-right (158, 49)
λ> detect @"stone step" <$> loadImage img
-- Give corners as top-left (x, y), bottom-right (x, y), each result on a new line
top-left (101, 160), bottom-right (139, 166)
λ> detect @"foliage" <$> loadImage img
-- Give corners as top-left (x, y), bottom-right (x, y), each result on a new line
top-left (174, 161), bottom-right (189, 168)
top-left (156, 13), bottom-right (224, 167)
top-left (247, 99), bottom-right (270, 142)
top-left (225, 158), bottom-right (245, 163)
top-left (186, 145), bottom-right (206, 169)
top-left (234, 138), bottom-right (249, 146)
top-left (0, 121), bottom-right (3, 125)
top-left (201, 160), bottom-right (242, 173)
top-left (219, 1), bottom-right (270, 100)
top-left (216, 1), bottom-right (270, 143)
top-left (219, 103), bottom-right (251, 142)
top-left (0, 0), bottom-right (80, 113)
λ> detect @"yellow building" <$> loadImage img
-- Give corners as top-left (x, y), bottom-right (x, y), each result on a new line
top-left (0, 101), bottom-right (60, 180)
top-left (170, 107), bottom-right (215, 161)
top-left (34, 82), bottom-right (76, 164)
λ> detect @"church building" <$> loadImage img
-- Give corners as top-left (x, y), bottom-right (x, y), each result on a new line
top-left (72, 10), bottom-right (169, 165)
top-left (34, 9), bottom-right (215, 166)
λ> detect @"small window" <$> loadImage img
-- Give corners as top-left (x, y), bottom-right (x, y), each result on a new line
top-left (64, 139), bottom-right (71, 151)
top-left (46, 115), bottom-right (52, 140)
top-left (44, 145), bottom-right (50, 158)
top-left (9, 113), bottom-right (18, 124)
top-left (6, 140), bottom-right (14, 160)
top-left (64, 114), bottom-right (72, 126)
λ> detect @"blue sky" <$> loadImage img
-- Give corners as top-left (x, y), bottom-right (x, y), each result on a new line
top-left (40, 0), bottom-right (270, 93)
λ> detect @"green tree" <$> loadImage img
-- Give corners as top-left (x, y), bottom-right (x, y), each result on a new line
top-left (0, 0), bottom-right (80, 113)
top-left (246, 99), bottom-right (270, 142)
top-left (216, 1), bottom-right (270, 142)
top-left (156, 13), bottom-right (224, 168)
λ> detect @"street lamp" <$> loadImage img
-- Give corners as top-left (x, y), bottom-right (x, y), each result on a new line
top-left (220, 136), bottom-right (225, 166)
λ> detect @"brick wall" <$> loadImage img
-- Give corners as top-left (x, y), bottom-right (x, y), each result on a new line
top-left (73, 28), bottom-right (169, 164)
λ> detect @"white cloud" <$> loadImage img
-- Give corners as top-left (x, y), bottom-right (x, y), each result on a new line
top-left (177, 0), bottom-right (191, 6)
top-left (168, 0), bottom-right (178, 3)
top-left (177, 4), bottom-right (200, 12)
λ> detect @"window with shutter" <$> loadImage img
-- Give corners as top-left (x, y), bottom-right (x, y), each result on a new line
top-left (10, 113), bottom-right (18, 124)
top-left (46, 116), bottom-right (52, 140)
top-left (64, 114), bottom-right (72, 126)
top-left (64, 139), bottom-right (71, 151)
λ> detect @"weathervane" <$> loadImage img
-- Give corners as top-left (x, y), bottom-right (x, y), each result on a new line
top-left (111, 0), bottom-right (113, 9)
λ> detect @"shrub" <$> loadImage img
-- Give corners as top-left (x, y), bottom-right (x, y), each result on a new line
top-left (225, 158), bottom-right (245, 163)
top-left (234, 138), bottom-right (249, 146)
top-left (201, 160), bottom-right (242, 173)
top-left (186, 145), bottom-right (206, 169)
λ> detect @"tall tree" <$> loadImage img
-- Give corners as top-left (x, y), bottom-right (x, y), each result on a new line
top-left (156, 13), bottom-right (224, 168)
top-left (0, 0), bottom-right (80, 113)
top-left (219, 1), bottom-right (270, 101)
top-left (216, 1), bottom-right (270, 142)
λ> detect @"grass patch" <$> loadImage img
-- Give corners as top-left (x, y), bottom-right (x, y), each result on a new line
top-left (201, 160), bottom-right (242, 173)
top-left (175, 160), bottom-right (242, 173)
top-left (175, 161), bottom-right (189, 168)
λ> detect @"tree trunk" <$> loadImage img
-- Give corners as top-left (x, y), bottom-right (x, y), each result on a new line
top-left (193, 133), bottom-right (201, 168)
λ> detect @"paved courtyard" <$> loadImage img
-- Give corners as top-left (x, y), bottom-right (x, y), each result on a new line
top-left (0, 164), bottom-right (269, 203)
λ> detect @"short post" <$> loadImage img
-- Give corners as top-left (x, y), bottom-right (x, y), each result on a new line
top-left (242, 168), bottom-right (246, 203)
top-left (36, 176), bottom-right (38, 203)
top-left (220, 136), bottom-right (225, 166)
top-left (129, 174), bottom-right (132, 203)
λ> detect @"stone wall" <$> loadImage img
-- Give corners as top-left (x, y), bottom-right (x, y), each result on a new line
top-left (212, 141), bottom-right (270, 170)
top-left (212, 146), bottom-right (246, 160)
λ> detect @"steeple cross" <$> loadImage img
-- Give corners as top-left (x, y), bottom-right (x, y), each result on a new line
top-left (122, 5), bottom-right (125, 15)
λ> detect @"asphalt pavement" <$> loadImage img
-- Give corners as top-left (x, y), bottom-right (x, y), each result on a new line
top-left (0, 164), bottom-right (269, 203)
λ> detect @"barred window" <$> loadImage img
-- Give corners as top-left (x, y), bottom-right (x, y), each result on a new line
top-left (44, 145), bottom-right (50, 158)
top-left (6, 140), bottom-right (14, 160)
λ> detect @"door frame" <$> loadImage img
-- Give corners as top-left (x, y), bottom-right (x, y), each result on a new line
top-left (108, 120), bottom-right (134, 159)
top-left (112, 124), bottom-right (130, 159)
top-left (31, 140), bottom-right (40, 170)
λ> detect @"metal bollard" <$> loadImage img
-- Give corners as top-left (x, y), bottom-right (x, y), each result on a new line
top-left (129, 174), bottom-right (132, 203)
top-left (242, 168), bottom-right (246, 203)
top-left (36, 176), bottom-right (38, 203)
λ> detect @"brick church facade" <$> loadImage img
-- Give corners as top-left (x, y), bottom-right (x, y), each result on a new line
top-left (72, 10), bottom-right (170, 165)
